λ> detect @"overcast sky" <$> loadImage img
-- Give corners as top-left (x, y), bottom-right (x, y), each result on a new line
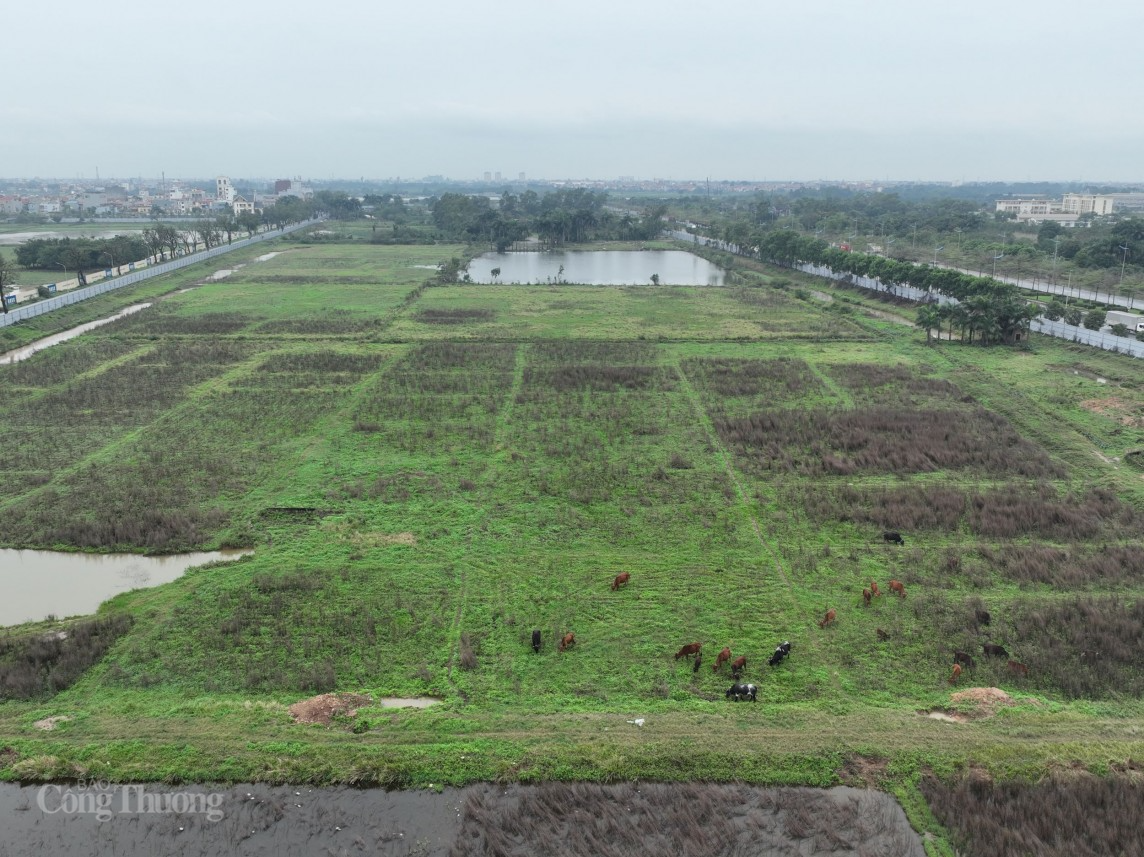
top-left (5, 0), bottom-right (1142, 182)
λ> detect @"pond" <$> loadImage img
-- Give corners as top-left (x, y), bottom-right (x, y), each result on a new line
top-left (0, 548), bottom-right (251, 627)
top-left (465, 250), bottom-right (726, 286)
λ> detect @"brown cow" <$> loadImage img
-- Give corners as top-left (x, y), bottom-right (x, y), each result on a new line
top-left (558, 632), bottom-right (576, 652)
top-left (870, 581), bottom-right (881, 598)
top-left (888, 580), bottom-right (906, 598)
top-left (675, 642), bottom-right (702, 660)
top-left (876, 628), bottom-right (889, 642)
top-left (949, 663), bottom-right (962, 685)
top-left (1008, 660), bottom-right (1029, 677)
top-left (862, 588), bottom-right (872, 607)
top-left (730, 655), bottom-right (747, 678)
top-left (713, 646), bottom-right (732, 672)
top-left (818, 608), bottom-right (837, 629)
top-left (611, 572), bottom-right (630, 591)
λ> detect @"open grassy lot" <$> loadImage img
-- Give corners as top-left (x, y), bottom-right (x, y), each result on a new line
top-left (1, 240), bottom-right (1143, 853)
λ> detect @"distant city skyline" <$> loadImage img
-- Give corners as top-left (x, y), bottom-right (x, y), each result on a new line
top-left (5, 0), bottom-right (1142, 183)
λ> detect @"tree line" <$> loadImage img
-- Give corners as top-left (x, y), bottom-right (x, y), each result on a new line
top-left (430, 189), bottom-right (666, 250)
top-left (750, 230), bottom-right (1038, 346)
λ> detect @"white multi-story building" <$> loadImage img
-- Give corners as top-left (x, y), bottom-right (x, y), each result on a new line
top-left (216, 176), bottom-right (236, 204)
top-left (995, 193), bottom-right (1114, 225)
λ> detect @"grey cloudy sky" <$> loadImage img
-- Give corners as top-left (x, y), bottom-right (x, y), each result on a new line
top-left (6, 0), bottom-right (1142, 181)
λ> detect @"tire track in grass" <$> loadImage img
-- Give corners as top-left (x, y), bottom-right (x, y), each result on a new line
top-left (672, 357), bottom-right (840, 688)
top-left (445, 342), bottom-right (526, 684)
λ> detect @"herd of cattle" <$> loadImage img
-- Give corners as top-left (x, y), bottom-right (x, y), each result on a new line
top-left (530, 541), bottom-right (1028, 700)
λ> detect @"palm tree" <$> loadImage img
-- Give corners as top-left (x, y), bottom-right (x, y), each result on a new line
top-left (916, 304), bottom-right (942, 344)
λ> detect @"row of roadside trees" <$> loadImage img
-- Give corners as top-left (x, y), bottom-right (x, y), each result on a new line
top-left (749, 230), bottom-right (1038, 346)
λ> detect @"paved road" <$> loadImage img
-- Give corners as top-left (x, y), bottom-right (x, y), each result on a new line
top-left (668, 229), bottom-right (1144, 359)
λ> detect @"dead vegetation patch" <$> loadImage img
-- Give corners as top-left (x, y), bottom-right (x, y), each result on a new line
top-left (836, 754), bottom-right (890, 787)
top-left (1080, 396), bottom-right (1144, 427)
top-left (922, 770), bottom-right (1144, 857)
top-left (453, 782), bottom-right (924, 856)
top-left (287, 692), bottom-right (372, 726)
top-left (716, 407), bottom-right (1060, 477)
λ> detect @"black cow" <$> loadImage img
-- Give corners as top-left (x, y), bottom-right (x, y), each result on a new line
top-left (531, 630), bottom-right (542, 653)
top-left (983, 643), bottom-right (1009, 658)
top-left (975, 609), bottom-right (992, 626)
top-left (692, 654), bottom-right (702, 673)
top-left (725, 683), bottom-right (758, 702)
top-left (882, 531), bottom-right (905, 545)
top-left (953, 650), bottom-right (976, 668)
top-left (768, 641), bottom-right (792, 667)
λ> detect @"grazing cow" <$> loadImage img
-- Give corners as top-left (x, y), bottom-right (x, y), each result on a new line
top-left (713, 646), bottom-right (732, 672)
top-left (818, 608), bottom-right (837, 629)
top-left (1081, 650), bottom-right (1102, 662)
top-left (768, 641), bottom-right (792, 667)
top-left (1008, 660), bottom-right (1029, 677)
top-left (953, 650), bottom-right (976, 669)
top-left (976, 609), bottom-right (992, 626)
top-left (949, 663), bottom-right (962, 685)
top-left (725, 683), bottom-right (758, 702)
top-left (692, 654), bottom-right (702, 673)
top-left (888, 580), bottom-right (906, 598)
top-left (863, 588), bottom-right (872, 607)
top-left (531, 629), bottom-right (542, 653)
top-left (983, 643), bottom-right (1009, 658)
top-left (674, 642), bottom-right (702, 660)
top-left (876, 628), bottom-right (890, 642)
top-left (883, 531), bottom-right (905, 545)
top-left (730, 655), bottom-right (747, 678)
top-left (611, 572), bottom-right (630, 591)
top-left (870, 581), bottom-right (881, 598)
top-left (558, 632), bottom-right (576, 652)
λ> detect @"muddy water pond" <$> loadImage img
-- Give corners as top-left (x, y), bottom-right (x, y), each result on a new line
top-left (0, 549), bottom-right (251, 627)
top-left (0, 781), bottom-right (925, 856)
top-left (467, 250), bottom-right (726, 286)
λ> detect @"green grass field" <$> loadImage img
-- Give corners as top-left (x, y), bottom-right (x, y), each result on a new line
top-left (1, 237), bottom-right (1142, 853)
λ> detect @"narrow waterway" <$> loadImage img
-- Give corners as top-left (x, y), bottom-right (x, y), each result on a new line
top-left (0, 304), bottom-right (152, 365)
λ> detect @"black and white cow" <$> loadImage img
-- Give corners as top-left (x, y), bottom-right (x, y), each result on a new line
top-left (768, 641), bottom-right (792, 667)
top-left (725, 683), bottom-right (758, 702)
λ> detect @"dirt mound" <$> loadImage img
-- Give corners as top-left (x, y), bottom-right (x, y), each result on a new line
top-left (33, 716), bottom-right (71, 731)
top-left (949, 687), bottom-right (1017, 719)
top-left (288, 693), bottom-right (371, 726)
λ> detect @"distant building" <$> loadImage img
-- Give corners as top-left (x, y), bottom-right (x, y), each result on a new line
top-left (995, 193), bottom-right (1114, 225)
top-left (216, 176), bottom-right (236, 204)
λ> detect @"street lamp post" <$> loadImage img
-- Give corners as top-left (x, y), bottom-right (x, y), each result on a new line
top-left (1051, 236), bottom-right (1060, 287)
top-left (933, 244), bottom-right (944, 266)
top-left (1119, 243), bottom-right (1130, 288)
top-left (992, 252), bottom-right (1005, 279)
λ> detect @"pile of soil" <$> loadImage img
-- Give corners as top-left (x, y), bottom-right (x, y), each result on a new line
top-left (287, 693), bottom-right (371, 726)
top-left (949, 687), bottom-right (1017, 719)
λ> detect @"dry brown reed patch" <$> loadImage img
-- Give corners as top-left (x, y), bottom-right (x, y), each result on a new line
top-left (922, 770), bottom-right (1144, 857)
top-left (287, 692), bottom-right (371, 726)
top-left (450, 782), bottom-right (924, 857)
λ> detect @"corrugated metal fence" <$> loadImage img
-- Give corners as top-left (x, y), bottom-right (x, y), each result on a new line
top-left (0, 220), bottom-right (317, 328)
top-left (668, 229), bottom-right (1144, 359)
